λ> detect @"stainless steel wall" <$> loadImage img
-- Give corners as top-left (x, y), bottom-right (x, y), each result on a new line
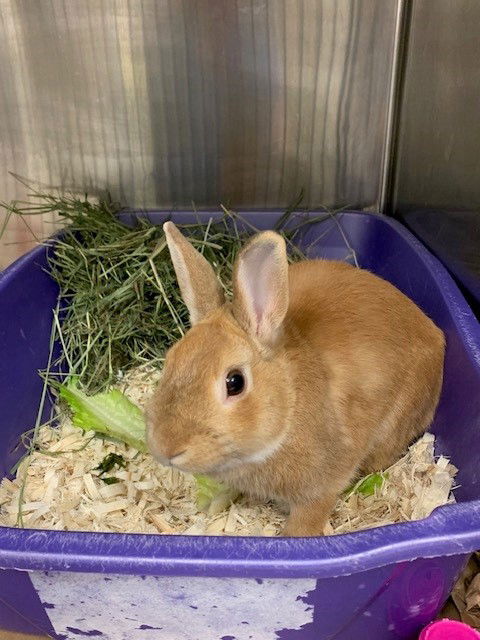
top-left (0, 0), bottom-right (399, 213)
top-left (393, 0), bottom-right (480, 213)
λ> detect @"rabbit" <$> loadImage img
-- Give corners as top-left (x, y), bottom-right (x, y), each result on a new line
top-left (146, 221), bottom-right (445, 536)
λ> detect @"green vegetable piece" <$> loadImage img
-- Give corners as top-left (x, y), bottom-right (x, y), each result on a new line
top-left (94, 453), bottom-right (126, 475)
top-left (357, 472), bottom-right (386, 496)
top-left (59, 380), bottom-right (147, 452)
top-left (101, 477), bottom-right (121, 485)
top-left (194, 474), bottom-right (229, 511)
top-left (346, 472), bottom-right (386, 497)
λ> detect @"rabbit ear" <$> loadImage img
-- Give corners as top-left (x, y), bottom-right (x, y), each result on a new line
top-left (163, 221), bottom-right (225, 325)
top-left (232, 231), bottom-right (289, 346)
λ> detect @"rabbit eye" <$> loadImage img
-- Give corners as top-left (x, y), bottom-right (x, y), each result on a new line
top-left (226, 370), bottom-right (245, 396)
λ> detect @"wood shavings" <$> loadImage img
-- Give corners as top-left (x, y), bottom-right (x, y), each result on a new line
top-left (0, 368), bottom-right (458, 537)
top-left (149, 512), bottom-right (176, 534)
top-left (328, 432), bottom-right (458, 535)
top-left (446, 552), bottom-right (480, 629)
top-left (466, 574), bottom-right (480, 617)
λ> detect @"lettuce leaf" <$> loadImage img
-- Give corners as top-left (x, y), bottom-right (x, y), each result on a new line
top-left (345, 472), bottom-right (387, 498)
top-left (59, 380), bottom-right (147, 452)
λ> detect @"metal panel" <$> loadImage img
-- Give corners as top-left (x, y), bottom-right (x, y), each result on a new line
top-left (0, 0), bottom-right (398, 213)
top-left (393, 0), bottom-right (480, 213)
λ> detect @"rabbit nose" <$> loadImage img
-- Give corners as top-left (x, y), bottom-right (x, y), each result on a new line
top-left (146, 427), bottom-right (183, 465)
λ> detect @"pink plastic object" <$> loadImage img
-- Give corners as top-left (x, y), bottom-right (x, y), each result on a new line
top-left (419, 619), bottom-right (480, 639)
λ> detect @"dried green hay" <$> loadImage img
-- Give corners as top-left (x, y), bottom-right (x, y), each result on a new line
top-left (2, 187), bottom-right (329, 394)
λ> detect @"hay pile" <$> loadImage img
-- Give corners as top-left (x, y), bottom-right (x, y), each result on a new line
top-left (0, 366), bottom-right (458, 536)
top-left (1, 189), bottom-right (311, 394)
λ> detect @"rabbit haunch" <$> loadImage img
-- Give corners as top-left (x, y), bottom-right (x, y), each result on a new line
top-left (147, 223), bottom-right (445, 536)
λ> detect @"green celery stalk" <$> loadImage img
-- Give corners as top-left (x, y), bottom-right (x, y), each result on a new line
top-left (59, 380), bottom-right (147, 452)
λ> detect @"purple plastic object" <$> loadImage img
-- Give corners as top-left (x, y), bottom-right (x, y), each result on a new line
top-left (1, 211), bottom-right (480, 640)
top-left (401, 210), bottom-right (480, 314)
top-left (419, 619), bottom-right (480, 639)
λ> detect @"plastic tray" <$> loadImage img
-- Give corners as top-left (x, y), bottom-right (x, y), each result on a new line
top-left (1, 211), bottom-right (480, 640)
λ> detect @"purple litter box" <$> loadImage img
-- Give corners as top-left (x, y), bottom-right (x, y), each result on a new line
top-left (1, 211), bottom-right (480, 640)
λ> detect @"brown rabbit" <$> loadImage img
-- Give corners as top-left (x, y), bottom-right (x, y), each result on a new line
top-left (146, 221), bottom-right (445, 536)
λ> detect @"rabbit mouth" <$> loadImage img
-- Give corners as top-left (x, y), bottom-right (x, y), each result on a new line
top-left (166, 449), bottom-right (246, 475)
top-left (161, 432), bottom-right (286, 475)
top-left (171, 455), bottom-right (243, 475)
top-left (186, 437), bottom-right (286, 475)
